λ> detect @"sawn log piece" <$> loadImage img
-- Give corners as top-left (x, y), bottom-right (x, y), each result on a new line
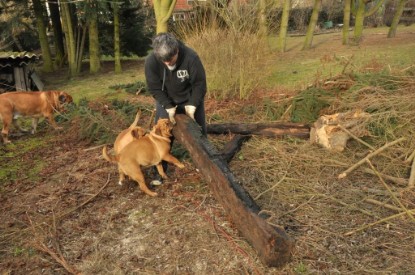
top-left (173, 114), bottom-right (294, 267)
top-left (207, 122), bottom-right (310, 138)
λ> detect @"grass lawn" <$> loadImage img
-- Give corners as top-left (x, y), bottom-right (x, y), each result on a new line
top-left (40, 25), bottom-right (415, 103)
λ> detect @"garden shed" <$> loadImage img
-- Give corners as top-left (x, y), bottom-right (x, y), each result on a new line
top-left (0, 51), bottom-right (43, 93)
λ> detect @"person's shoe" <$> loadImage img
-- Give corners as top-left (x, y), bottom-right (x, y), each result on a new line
top-left (150, 175), bottom-right (164, 186)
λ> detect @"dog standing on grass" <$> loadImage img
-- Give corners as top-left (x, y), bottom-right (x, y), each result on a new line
top-left (102, 118), bottom-right (185, 197)
top-left (0, 90), bottom-right (73, 144)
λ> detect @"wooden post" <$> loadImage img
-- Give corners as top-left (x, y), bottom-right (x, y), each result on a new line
top-left (13, 66), bottom-right (27, 91)
top-left (173, 115), bottom-right (294, 267)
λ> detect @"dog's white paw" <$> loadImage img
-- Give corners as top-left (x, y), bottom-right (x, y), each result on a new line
top-left (118, 181), bottom-right (123, 186)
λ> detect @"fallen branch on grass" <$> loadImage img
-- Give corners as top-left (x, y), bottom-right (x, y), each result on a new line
top-left (338, 137), bottom-right (405, 179)
top-left (364, 198), bottom-right (403, 212)
top-left (344, 208), bottom-right (415, 236)
top-left (33, 241), bottom-right (80, 275)
top-left (367, 160), bottom-right (415, 223)
top-left (58, 174), bottom-right (111, 220)
top-left (221, 135), bottom-right (251, 163)
top-left (338, 124), bottom-right (374, 150)
top-left (327, 159), bottom-right (407, 186)
top-left (207, 122), bottom-right (310, 139)
top-left (27, 214), bottom-right (80, 275)
top-left (404, 148), bottom-right (415, 164)
top-left (363, 168), bottom-right (408, 186)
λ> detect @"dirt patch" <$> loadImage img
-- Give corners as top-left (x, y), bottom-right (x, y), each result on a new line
top-left (0, 128), bottom-right (270, 274)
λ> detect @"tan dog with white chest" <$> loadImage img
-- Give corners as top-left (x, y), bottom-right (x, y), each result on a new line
top-left (102, 118), bottom-right (184, 197)
top-left (0, 90), bottom-right (73, 143)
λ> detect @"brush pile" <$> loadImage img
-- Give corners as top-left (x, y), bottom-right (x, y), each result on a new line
top-left (227, 68), bottom-right (415, 273)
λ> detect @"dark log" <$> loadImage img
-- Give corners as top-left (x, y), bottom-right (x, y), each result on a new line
top-left (207, 122), bottom-right (310, 139)
top-left (221, 134), bottom-right (251, 163)
top-left (173, 115), bottom-right (293, 267)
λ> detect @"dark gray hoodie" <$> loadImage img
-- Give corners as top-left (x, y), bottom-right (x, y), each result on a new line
top-left (144, 42), bottom-right (207, 109)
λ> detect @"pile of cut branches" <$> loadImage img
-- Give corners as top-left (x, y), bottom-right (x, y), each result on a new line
top-left (225, 68), bottom-right (415, 274)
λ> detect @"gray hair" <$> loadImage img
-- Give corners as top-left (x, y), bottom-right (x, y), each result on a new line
top-left (152, 33), bottom-right (179, 62)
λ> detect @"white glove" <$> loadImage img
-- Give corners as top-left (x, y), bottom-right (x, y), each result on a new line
top-left (185, 105), bottom-right (196, 120)
top-left (166, 106), bottom-right (177, 124)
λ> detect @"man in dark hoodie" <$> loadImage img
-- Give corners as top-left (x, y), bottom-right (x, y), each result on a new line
top-left (144, 32), bottom-right (207, 185)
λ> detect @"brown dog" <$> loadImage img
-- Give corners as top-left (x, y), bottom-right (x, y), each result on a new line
top-left (0, 91), bottom-right (73, 143)
top-left (113, 109), bottom-right (146, 155)
top-left (102, 119), bottom-right (184, 197)
top-left (111, 109), bottom-right (146, 185)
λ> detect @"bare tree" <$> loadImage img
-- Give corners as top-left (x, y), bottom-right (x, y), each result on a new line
top-left (352, 0), bottom-right (386, 43)
top-left (258, 0), bottom-right (268, 36)
top-left (302, 0), bottom-right (321, 50)
top-left (342, 0), bottom-right (352, 44)
top-left (278, 0), bottom-right (291, 52)
top-left (387, 0), bottom-right (408, 38)
top-left (60, 1), bottom-right (78, 76)
top-left (32, 0), bottom-right (54, 72)
top-left (113, 1), bottom-right (122, 73)
top-left (47, 0), bottom-right (65, 67)
top-left (153, 0), bottom-right (177, 33)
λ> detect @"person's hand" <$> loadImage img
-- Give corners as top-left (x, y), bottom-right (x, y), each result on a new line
top-left (185, 105), bottom-right (196, 120)
top-left (166, 106), bottom-right (177, 124)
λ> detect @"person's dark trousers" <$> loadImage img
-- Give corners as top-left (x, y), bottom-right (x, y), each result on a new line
top-left (154, 101), bottom-right (207, 175)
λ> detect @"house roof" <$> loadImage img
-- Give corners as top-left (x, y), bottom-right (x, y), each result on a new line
top-left (0, 51), bottom-right (40, 68)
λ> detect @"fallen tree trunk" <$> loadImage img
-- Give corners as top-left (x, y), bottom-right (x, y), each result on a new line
top-left (207, 122), bottom-right (310, 138)
top-left (173, 115), bottom-right (293, 267)
top-left (221, 135), bottom-right (251, 163)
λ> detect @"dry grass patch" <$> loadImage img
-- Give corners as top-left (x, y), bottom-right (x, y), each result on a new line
top-left (223, 69), bottom-right (415, 273)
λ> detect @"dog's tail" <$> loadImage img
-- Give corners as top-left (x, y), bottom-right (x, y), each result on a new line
top-left (102, 146), bottom-right (119, 163)
top-left (128, 109), bottom-right (141, 130)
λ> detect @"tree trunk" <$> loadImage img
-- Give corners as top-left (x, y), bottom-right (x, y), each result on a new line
top-left (153, 0), bottom-right (177, 33)
top-left (113, 2), bottom-right (122, 73)
top-left (388, 0), bottom-right (407, 38)
top-left (32, 0), bottom-right (54, 72)
top-left (353, 0), bottom-right (366, 43)
top-left (258, 0), bottom-right (268, 36)
top-left (353, 0), bottom-right (386, 43)
top-left (207, 122), bottom-right (310, 139)
top-left (278, 0), bottom-right (291, 52)
top-left (172, 115), bottom-right (294, 267)
top-left (88, 14), bottom-right (101, 73)
top-left (60, 1), bottom-right (78, 77)
top-left (342, 0), bottom-right (351, 45)
top-left (302, 0), bottom-right (321, 50)
top-left (76, 25), bottom-right (87, 74)
top-left (47, 0), bottom-right (65, 68)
